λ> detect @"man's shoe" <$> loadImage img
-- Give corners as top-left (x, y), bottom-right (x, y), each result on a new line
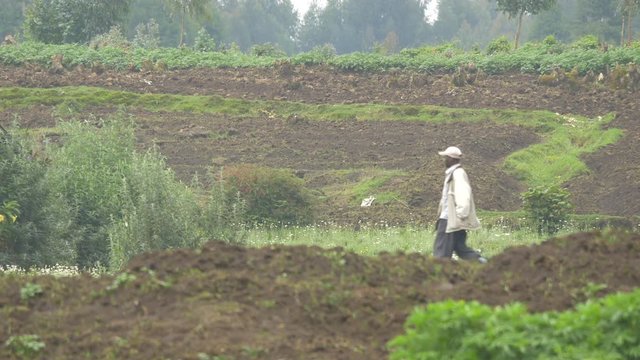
top-left (478, 256), bottom-right (488, 264)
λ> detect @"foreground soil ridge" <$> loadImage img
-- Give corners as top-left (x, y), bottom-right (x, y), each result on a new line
top-left (1, 230), bottom-right (639, 359)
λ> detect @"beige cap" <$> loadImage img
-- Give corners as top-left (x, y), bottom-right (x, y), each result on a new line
top-left (438, 146), bottom-right (463, 159)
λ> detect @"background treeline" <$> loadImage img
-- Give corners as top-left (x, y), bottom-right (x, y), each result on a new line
top-left (1, 0), bottom-right (639, 54)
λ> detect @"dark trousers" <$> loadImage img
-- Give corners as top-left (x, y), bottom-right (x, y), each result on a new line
top-left (433, 219), bottom-right (481, 260)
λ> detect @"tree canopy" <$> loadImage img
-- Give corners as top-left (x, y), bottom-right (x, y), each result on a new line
top-left (24, 0), bottom-right (132, 44)
top-left (495, 0), bottom-right (557, 48)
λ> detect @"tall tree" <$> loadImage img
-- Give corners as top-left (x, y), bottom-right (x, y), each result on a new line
top-left (432, 0), bottom-right (494, 47)
top-left (164, 0), bottom-right (212, 46)
top-left (0, 0), bottom-right (30, 39)
top-left (298, 0), bottom-right (431, 53)
top-left (218, 0), bottom-right (298, 53)
top-left (619, 0), bottom-right (640, 45)
top-left (24, 0), bottom-right (132, 44)
top-left (495, 0), bottom-right (556, 48)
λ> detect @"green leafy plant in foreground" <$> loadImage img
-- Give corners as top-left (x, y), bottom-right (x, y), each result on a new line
top-left (20, 282), bottom-right (43, 301)
top-left (388, 288), bottom-right (640, 360)
top-left (5, 335), bottom-right (45, 359)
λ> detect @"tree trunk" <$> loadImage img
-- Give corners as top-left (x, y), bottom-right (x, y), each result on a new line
top-left (621, 12), bottom-right (626, 47)
top-left (179, 9), bottom-right (185, 47)
top-left (514, 11), bottom-right (524, 50)
top-left (627, 13), bottom-right (633, 45)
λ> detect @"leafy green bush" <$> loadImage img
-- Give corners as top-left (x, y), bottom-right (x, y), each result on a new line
top-left (522, 185), bottom-right (573, 235)
top-left (222, 164), bottom-right (314, 226)
top-left (20, 282), bottom-right (43, 301)
top-left (133, 19), bottom-right (160, 50)
top-left (193, 27), bottom-right (216, 52)
top-left (388, 288), bottom-right (640, 360)
top-left (0, 129), bottom-right (78, 268)
top-left (292, 44), bottom-right (336, 65)
top-left (5, 334), bottom-right (45, 359)
top-left (486, 36), bottom-right (512, 55)
top-left (106, 147), bottom-right (205, 270)
top-left (24, 0), bottom-right (132, 44)
top-left (89, 26), bottom-right (130, 50)
top-left (250, 43), bottom-right (286, 57)
top-left (572, 34), bottom-right (600, 50)
top-left (47, 116), bottom-right (137, 268)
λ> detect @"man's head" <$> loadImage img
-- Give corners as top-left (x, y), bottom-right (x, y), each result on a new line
top-left (438, 146), bottom-right (462, 168)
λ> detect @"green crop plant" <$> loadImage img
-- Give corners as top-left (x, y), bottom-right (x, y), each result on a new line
top-left (5, 334), bottom-right (45, 359)
top-left (20, 282), bottom-right (43, 301)
top-left (389, 287), bottom-right (640, 360)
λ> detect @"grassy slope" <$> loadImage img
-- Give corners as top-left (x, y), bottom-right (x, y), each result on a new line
top-left (0, 86), bottom-right (622, 193)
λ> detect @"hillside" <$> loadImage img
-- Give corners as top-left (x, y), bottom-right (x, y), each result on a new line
top-left (1, 64), bottom-right (638, 223)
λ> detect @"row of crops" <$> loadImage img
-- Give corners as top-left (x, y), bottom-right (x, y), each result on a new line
top-left (1, 36), bottom-right (639, 74)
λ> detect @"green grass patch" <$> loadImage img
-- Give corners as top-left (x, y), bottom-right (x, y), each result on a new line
top-left (0, 87), bottom-right (559, 125)
top-left (243, 220), bottom-right (594, 258)
top-left (504, 113), bottom-right (623, 187)
top-left (0, 87), bottom-right (622, 189)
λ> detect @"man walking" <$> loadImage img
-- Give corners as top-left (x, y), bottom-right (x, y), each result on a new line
top-left (434, 146), bottom-right (487, 263)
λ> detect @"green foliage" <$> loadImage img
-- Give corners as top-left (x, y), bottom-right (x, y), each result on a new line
top-left (47, 116), bottom-right (136, 267)
top-left (5, 334), bottom-right (45, 359)
top-left (0, 200), bottom-right (19, 226)
top-left (389, 288), bottom-right (640, 360)
top-left (522, 185), bottom-right (573, 235)
top-left (0, 129), bottom-right (78, 268)
top-left (250, 43), bottom-right (287, 58)
top-left (24, 0), bottom-right (132, 44)
top-left (106, 146), bottom-right (205, 270)
top-left (572, 34), bottom-right (600, 50)
top-left (133, 19), bottom-right (160, 50)
top-left (292, 44), bottom-right (336, 65)
top-left (1, 38), bottom-right (639, 75)
top-left (504, 113), bottom-right (622, 188)
top-left (222, 164), bottom-right (315, 226)
top-left (106, 272), bottom-right (136, 292)
top-left (20, 282), bottom-right (43, 301)
top-left (496, 0), bottom-right (557, 18)
top-left (486, 36), bottom-right (512, 55)
top-left (39, 114), bottom-right (239, 270)
top-left (163, 0), bottom-right (211, 46)
top-left (193, 27), bottom-right (216, 52)
top-left (89, 26), bottom-right (130, 50)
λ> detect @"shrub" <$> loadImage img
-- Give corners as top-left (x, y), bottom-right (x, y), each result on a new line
top-left (250, 43), bottom-right (286, 57)
top-left (5, 334), bottom-right (45, 358)
top-left (106, 147), bottom-right (205, 270)
top-left (193, 27), bottom-right (216, 52)
top-left (389, 288), bottom-right (640, 360)
top-left (47, 115), bottom-right (137, 268)
top-left (0, 129), bottom-right (77, 268)
top-left (572, 35), bottom-right (600, 50)
top-left (89, 26), bottom-right (130, 50)
top-left (133, 19), bottom-right (160, 50)
top-left (24, 0), bottom-right (132, 44)
top-left (522, 185), bottom-right (572, 235)
top-left (222, 164), bottom-right (314, 226)
top-left (486, 36), bottom-right (512, 55)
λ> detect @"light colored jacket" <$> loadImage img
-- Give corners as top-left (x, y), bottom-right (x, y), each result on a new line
top-left (438, 167), bottom-right (481, 233)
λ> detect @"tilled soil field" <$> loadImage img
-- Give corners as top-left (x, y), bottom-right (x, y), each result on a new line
top-left (1, 230), bottom-right (639, 359)
top-left (1, 64), bottom-right (639, 221)
top-left (1, 64), bottom-right (639, 359)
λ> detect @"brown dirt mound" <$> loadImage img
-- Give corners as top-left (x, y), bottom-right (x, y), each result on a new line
top-left (444, 230), bottom-right (640, 312)
top-left (1, 231), bottom-right (639, 359)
